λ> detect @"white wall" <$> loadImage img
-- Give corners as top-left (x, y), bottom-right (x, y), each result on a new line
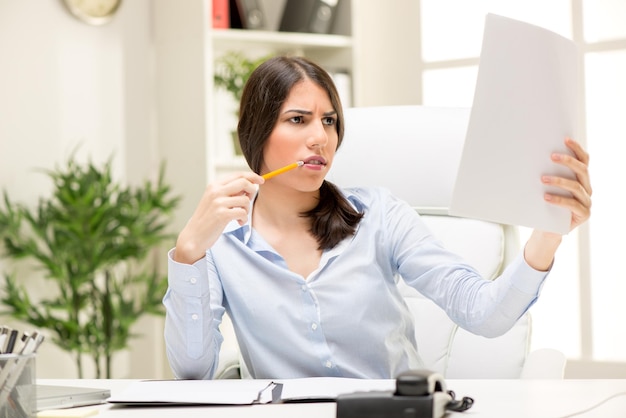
top-left (0, 0), bottom-right (163, 378)
top-left (351, 0), bottom-right (422, 106)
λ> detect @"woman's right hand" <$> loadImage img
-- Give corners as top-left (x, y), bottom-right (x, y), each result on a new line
top-left (173, 171), bottom-right (264, 264)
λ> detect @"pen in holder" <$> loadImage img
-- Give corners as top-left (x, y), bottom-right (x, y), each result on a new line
top-left (0, 353), bottom-right (37, 418)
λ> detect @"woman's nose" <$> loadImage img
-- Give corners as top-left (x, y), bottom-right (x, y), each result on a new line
top-left (306, 121), bottom-right (329, 148)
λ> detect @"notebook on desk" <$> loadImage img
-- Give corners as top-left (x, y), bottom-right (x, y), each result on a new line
top-left (107, 378), bottom-right (396, 405)
top-left (36, 384), bottom-right (111, 410)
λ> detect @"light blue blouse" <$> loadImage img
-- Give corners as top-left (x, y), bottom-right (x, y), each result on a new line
top-left (163, 187), bottom-right (547, 380)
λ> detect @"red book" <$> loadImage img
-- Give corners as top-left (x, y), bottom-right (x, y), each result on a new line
top-left (212, 0), bottom-right (230, 29)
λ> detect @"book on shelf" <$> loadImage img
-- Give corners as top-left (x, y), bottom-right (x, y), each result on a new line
top-left (229, 0), bottom-right (265, 30)
top-left (279, 0), bottom-right (340, 34)
top-left (212, 0), bottom-right (229, 29)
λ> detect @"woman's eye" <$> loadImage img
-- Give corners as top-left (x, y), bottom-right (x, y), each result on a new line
top-left (323, 117), bottom-right (336, 126)
top-left (289, 116), bottom-right (303, 124)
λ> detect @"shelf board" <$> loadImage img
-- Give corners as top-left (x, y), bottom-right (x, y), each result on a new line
top-left (212, 29), bottom-right (352, 51)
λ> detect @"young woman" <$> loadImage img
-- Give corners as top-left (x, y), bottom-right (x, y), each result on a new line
top-left (164, 56), bottom-right (592, 380)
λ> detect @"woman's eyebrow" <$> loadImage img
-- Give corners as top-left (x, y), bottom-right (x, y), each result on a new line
top-left (283, 109), bottom-right (312, 115)
top-left (282, 109), bottom-right (337, 116)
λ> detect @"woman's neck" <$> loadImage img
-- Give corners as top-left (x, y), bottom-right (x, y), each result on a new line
top-left (253, 185), bottom-right (318, 228)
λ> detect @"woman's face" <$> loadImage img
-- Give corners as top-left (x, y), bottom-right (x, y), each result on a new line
top-left (261, 79), bottom-right (339, 191)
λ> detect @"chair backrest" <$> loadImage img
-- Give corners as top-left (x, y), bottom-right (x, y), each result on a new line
top-left (327, 105), bottom-right (529, 378)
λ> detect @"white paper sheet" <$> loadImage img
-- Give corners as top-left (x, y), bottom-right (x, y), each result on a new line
top-left (449, 13), bottom-right (580, 234)
top-left (278, 377), bottom-right (394, 401)
top-left (107, 379), bottom-right (272, 405)
top-left (106, 378), bottom-right (396, 405)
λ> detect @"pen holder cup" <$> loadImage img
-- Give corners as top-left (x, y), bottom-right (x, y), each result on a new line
top-left (0, 354), bottom-right (36, 418)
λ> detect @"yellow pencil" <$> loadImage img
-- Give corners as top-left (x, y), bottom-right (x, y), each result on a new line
top-left (262, 161), bottom-right (304, 180)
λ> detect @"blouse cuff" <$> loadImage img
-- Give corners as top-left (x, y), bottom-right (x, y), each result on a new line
top-left (167, 248), bottom-right (210, 296)
top-left (509, 253), bottom-right (550, 296)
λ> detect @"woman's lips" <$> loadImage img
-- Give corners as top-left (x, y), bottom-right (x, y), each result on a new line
top-left (303, 156), bottom-right (327, 166)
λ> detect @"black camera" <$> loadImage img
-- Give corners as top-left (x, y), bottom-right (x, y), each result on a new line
top-left (336, 370), bottom-right (473, 418)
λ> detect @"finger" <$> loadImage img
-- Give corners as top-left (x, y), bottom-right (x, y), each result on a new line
top-left (219, 175), bottom-right (262, 199)
top-left (544, 192), bottom-right (591, 225)
top-left (229, 200), bottom-right (252, 226)
top-left (564, 138), bottom-right (591, 195)
top-left (213, 193), bottom-right (254, 213)
top-left (542, 175), bottom-right (592, 210)
top-left (230, 206), bottom-right (250, 226)
top-left (548, 154), bottom-right (592, 197)
top-left (207, 194), bottom-right (251, 226)
top-left (217, 171), bottom-right (264, 188)
top-left (552, 143), bottom-right (592, 196)
top-left (565, 137), bottom-right (590, 166)
top-left (227, 194), bottom-right (255, 210)
top-left (196, 181), bottom-right (252, 216)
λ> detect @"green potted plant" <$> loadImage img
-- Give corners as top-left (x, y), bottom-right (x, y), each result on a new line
top-left (0, 154), bottom-right (180, 378)
top-left (213, 51), bottom-right (272, 155)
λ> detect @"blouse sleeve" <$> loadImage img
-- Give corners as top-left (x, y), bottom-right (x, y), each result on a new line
top-left (384, 192), bottom-right (548, 337)
top-left (163, 248), bottom-right (226, 379)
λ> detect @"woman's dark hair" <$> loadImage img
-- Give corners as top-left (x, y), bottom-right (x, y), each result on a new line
top-left (238, 56), bottom-right (363, 250)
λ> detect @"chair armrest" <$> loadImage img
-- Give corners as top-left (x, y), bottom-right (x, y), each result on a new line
top-left (215, 313), bottom-right (242, 379)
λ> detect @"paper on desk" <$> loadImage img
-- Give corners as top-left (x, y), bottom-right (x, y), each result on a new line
top-left (106, 378), bottom-right (396, 405)
top-left (278, 377), bottom-right (394, 401)
top-left (107, 379), bottom-right (273, 405)
top-left (449, 13), bottom-right (580, 234)
top-left (37, 409), bottom-right (99, 418)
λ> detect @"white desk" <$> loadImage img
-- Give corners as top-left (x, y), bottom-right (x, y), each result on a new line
top-left (38, 378), bottom-right (626, 418)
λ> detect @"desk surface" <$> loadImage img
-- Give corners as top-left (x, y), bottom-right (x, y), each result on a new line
top-left (38, 378), bottom-right (626, 418)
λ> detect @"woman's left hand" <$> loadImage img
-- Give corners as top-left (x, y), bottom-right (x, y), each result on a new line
top-left (542, 137), bottom-right (592, 232)
top-left (524, 137), bottom-right (592, 271)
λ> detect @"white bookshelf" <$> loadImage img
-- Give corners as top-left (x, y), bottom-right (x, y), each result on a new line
top-left (209, 0), bottom-right (355, 175)
top-left (211, 28), bottom-right (354, 173)
top-left (154, 0), bottom-right (356, 191)
top-left (211, 28), bottom-right (353, 50)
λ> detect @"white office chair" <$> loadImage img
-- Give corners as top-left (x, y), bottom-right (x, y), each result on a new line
top-left (327, 105), bottom-right (565, 379)
top-left (215, 105), bottom-right (565, 380)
